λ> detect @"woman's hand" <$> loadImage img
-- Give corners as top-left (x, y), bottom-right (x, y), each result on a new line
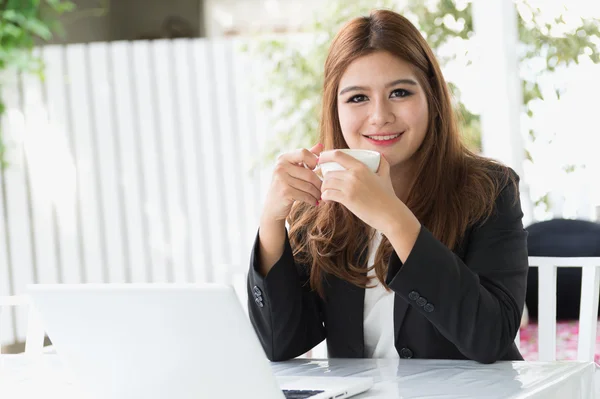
top-left (319, 150), bottom-right (410, 236)
top-left (261, 143), bottom-right (324, 223)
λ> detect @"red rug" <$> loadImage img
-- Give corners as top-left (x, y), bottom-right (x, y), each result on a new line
top-left (519, 321), bottom-right (600, 363)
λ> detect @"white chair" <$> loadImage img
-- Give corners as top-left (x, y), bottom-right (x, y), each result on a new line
top-left (523, 256), bottom-right (600, 362)
top-left (0, 295), bottom-right (45, 355)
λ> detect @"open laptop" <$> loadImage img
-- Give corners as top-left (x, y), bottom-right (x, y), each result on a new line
top-left (28, 284), bottom-right (373, 399)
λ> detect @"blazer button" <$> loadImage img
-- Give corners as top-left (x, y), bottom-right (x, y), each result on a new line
top-left (253, 286), bottom-right (263, 297)
top-left (399, 347), bottom-right (413, 359)
top-left (408, 291), bottom-right (420, 301)
top-left (424, 303), bottom-right (435, 313)
top-left (254, 297), bottom-right (264, 308)
top-left (416, 297), bottom-right (427, 307)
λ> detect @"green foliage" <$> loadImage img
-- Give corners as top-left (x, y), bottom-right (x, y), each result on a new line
top-left (0, 0), bottom-right (75, 169)
top-left (246, 0), bottom-right (600, 171)
top-left (407, 0), bottom-right (474, 48)
top-left (534, 192), bottom-right (550, 212)
top-left (517, 1), bottom-right (600, 142)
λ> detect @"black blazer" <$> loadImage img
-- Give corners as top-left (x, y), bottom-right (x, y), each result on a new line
top-left (247, 171), bottom-right (528, 364)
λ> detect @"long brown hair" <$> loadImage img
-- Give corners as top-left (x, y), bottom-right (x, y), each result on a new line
top-left (288, 9), bottom-right (515, 298)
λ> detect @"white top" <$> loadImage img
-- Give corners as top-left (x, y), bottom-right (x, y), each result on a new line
top-left (363, 231), bottom-right (399, 358)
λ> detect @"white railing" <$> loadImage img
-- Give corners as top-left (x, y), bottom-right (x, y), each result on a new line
top-left (0, 38), bottom-right (275, 347)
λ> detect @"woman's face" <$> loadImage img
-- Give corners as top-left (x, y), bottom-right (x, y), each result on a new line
top-left (337, 50), bottom-right (429, 169)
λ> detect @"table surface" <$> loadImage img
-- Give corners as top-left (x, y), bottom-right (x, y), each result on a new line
top-left (0, 354), bottom-right (596, 399)
top-left (273, 357), bottom-right (597, 398)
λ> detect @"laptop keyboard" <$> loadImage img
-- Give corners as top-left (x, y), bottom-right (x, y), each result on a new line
top-left (282, 389), bottom-right (325, 398)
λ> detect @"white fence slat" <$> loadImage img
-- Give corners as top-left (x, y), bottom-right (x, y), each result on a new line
top-left (192, 40), bottom-right (228, 280)
top-left (131, 41), bottom-right (168, 282)
top-left (172, 39), bottom-right (211, 282)
top-left (190, 39), bottom-right (219, 283)
top-left (21, 49), bottom-right (58, 285)
top-left (87, 42), bottom-right (127, 283)
top-left (110, 41), bottom-right (149, 283)
top-left (152, 39), bottom-right (187, 283)
top-left (0, 157), bottom-right (15, 347)
top-left (0, 242), bottom-right (13, 345)
top-left (230, 39), bottom-right (261, 269)
top-left (577, 264), bottom-right (600, 362)
top-left (536, 261), bottom-right (557, 361)
top-left (249, 45), bottom-right (277, 238)
top-left (211, 39), bottom-right (244, 266)
top-left (65, 44), bottom-right (106, 284)
top-left (221, 40), bottom-right (248, 267)
top-left (1, 71), bottom-right (34, 343)
top-left (238, 38), bottom-right (266, 221)
top-left (41, 46), bottom-right (81, 285)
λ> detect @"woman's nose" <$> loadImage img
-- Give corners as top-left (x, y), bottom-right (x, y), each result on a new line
top-left (369, 99), bottom-right (395, 127)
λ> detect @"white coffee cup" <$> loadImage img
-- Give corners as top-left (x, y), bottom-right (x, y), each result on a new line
top-left (314, 149), bottom-right (381, 180)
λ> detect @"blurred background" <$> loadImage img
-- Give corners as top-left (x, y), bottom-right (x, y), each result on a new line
top-left (1, 0), bottom-right (599, 352)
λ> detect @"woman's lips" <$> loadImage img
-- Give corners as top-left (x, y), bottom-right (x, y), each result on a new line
top-left (363, 132), bottom-right (404, 146)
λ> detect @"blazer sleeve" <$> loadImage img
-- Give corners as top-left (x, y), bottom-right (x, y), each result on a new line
top-left (247, 228), bottom-right (326, 361)
top-left (386, 174), bottom-right (528, 364)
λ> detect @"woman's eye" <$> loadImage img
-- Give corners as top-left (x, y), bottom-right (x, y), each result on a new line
top-left (390, 89), bottom-right (412, 98)
top-left (347, 94), bottom-right (368, 103)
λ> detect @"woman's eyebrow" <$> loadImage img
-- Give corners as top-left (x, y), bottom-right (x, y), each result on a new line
top-left (339, 78), bottom-right (419, 96)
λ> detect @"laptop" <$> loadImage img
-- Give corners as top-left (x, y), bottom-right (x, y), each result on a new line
top-left (28, 284), bottom-right (373, 399)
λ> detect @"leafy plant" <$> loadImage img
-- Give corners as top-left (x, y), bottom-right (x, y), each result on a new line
top-left (0, 0), bottom-right (75, 169)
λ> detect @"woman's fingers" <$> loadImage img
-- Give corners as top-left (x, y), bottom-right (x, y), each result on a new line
top-left (284, 173), bottom-right (322, 202)
top-left (285, 163), bottom-right (322, 192)
top-left (279, 182), bottom-right (320, 206)
top-left (279, 147), bottom-right (320, 170)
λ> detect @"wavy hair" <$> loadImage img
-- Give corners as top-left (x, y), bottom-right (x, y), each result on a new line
top-left (288, 10), bottom-right (515, 298)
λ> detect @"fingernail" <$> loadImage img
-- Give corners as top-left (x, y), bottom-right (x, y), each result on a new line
top-left (318, 143), bottom-right (323, 148)
top-left (316, 200), bottom-right (320, 206)
top-left (316, 156), bottom-right (320, 163)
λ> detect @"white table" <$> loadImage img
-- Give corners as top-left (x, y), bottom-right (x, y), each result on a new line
top-left (0, 354), bottom-right (596, 398)
top-left (273, 358), bottom-right (597, 398)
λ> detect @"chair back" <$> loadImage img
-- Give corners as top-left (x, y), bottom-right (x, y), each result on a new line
top-left (524, 257), bottom-right (600, 362)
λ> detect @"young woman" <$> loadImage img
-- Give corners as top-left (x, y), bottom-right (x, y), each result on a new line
top-left (247, 9), bottom-right (528, 364)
